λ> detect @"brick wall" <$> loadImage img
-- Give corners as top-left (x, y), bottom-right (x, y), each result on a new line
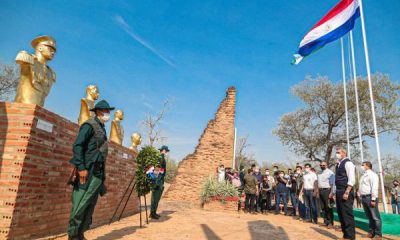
top-left (165, 87), bottom-right (236, 205)
top-left (0, 102), bottom-right (139, 240)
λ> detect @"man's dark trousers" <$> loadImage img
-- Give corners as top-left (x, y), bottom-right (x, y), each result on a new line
top-left (319, 188), bottom-right (333, 226)
top-left (245, 193), bottom-right (256, 212)
top-left (266, 192), bottom-right (273, 210)
top-left (336, 189), bottom-right (355, 239)
top-left (361, 195), bottom-right (382, 237)
top-left (304, 190), bottom-right (317, 222)
top-left (289, 189), bottom-right (297, 215)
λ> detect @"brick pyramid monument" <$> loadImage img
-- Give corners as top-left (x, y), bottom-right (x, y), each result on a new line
top-left (165, 87), bottom-right (236, 205)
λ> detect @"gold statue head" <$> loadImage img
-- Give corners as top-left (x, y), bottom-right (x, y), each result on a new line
top-left (86, 85), bottom-right (99, 101)
top-left (131, 133), bottom-right (142, 146)
top-left (115, 110), bottom-right (124, 121)
top-left (32, 35), bottom-right (56, 62)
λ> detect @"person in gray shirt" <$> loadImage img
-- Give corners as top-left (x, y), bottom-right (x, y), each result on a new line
top-left (317, 161), bottom-right (335, 228)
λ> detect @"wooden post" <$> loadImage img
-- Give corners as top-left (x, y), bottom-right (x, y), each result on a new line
top-left (139, 195), bottom-right (142, 228)
top-left (144, 194), bottom-right (149, 224)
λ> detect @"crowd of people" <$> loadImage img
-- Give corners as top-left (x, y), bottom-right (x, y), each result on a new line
top-left (218, 147), bottom-right (400, 240)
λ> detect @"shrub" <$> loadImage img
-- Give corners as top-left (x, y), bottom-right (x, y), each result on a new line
top-left (135, 146), bottom-right (160, 196)
top-left (200, 176), bottom-right (239, 204)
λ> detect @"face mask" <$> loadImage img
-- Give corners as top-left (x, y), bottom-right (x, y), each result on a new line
top-left (305, 168), bottom-right (310, 173)
top-left (265, 172), bottom-right (269, 175)
top-left (273, 168), bottom-right (278, 172)
top-left (335, 153), bottom-right (341, 159)
top-left (100, 112), bottom-right (110, 122)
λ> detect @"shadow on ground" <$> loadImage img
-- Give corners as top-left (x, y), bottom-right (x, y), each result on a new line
top-left (201, 224), bottom-right (222, 240)
top-left (92, 226), bottom-right (142, 240)
top-left (311, 227), bottom-right (337, 239)
top-left (248, 220), bottom-right (289, 240)
top-left (148, 210), bottom-right (176, 223)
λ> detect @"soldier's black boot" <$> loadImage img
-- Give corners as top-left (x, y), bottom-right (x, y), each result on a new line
top-left (68, 235), bottom-right (79, 240)
top-left (155, 213), bottom-right (161, 218)
top-left (150, 212), bottom-right (160, 219)
top-left (78, 232), bottom-right (86, 240)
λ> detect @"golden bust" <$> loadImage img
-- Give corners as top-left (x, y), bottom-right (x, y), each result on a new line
top-left (14, 35), bottom-right (56, 106)
top-left (78, 85), bottom-right (99, 125)
top-left (129, 133), bottom-right (142, 152)
top-left (109, 110), bottom-right (124, 145)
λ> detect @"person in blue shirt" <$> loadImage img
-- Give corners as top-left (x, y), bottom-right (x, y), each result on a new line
top-left (275, 170), bottom-right (289, 215)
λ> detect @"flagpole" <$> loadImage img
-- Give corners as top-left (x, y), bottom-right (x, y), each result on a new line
top-left (349, 31), bottom-right (364, 163)
top-left (340, 38), bottom-right (351, 157)
top-left (358, 0), bottom-right (388, 213)
top-left (233, 127), bottom-right (237, 169)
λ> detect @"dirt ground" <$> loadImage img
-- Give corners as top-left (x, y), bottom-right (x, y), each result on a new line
top-left (52, 199), bottom-right (399, 240)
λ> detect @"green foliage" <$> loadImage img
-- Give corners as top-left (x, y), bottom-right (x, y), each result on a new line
top-left (200, 176), bottom-right (239, 204)
top-left (274, 74), bottom-right (400, 166)
top-left (135, 146), bottom-right (160, 196)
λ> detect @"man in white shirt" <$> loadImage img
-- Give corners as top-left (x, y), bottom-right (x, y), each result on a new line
top-left (217, 164), bottom-right (225, 183)
top-left (335, 147), bottom-right (356, 240)
top-left (358, 161), bottom-right (382, 239)
top-left (317, 161), bottom-right (335, 228)
top-left (300, 163), bottom-right (318, 224)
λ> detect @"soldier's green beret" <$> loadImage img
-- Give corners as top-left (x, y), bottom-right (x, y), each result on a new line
top-left (90, 100), bottom-right (115, 111)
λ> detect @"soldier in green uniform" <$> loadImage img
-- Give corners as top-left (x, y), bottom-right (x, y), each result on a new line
top-left (150, 145), bottom-right (169, 219)
top-left (67, 100), bottom-right (115, 240)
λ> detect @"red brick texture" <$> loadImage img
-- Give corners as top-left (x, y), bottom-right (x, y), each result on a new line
top-left (165, 87), bottom-right (236, 205)
top-left (0, 102), bottom-right (139, 240)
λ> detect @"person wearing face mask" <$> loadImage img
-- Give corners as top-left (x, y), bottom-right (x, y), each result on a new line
top-left (391, 180), bottom-right (400, 214)
top-left (300, 163), bottom-right (318, 224)
top-left (68, 100), bottom-right (114, 240)
top-left (264, 169), bottom-right (274, 211)
top-left (275, 170), bottom-right (289, 215)
top-left (295, 165), bottom-right (306, 220)
top-left (317, 161), bottom-right (335, 229)
top-left (334, 147), bottom-right (356, 240)
top-left (358, 161), bottom-right (382, 239)
top-left (390, 180), bottom-right (400, 214)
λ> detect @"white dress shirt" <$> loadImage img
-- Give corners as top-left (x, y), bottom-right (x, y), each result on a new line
top-left (303, 171), bottom-right (317, 190)
top-left (318, 169), bottom-right (335, 189)
top-left (358, 169), bottom-right (379, 200)
top-left (338, 158), bottom-right (356, 187)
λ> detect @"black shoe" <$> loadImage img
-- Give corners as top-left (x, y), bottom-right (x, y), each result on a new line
top-left (155, 213), bottom-right (161, 218)
top-left (150, 213), bottom-right (160, 219)
top-left (78, 232), bottom-right (86, 240)
top-left (68, 236), bottom-right (79, 240)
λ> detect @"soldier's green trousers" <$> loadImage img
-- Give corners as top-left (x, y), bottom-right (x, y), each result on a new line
top-left (150, 185), bottom-right (164, 214)
top-left (67, 176), bottom-right (102, 237)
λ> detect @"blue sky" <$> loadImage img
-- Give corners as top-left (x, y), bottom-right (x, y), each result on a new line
top-left (1, 0), bottom-right (399, 164)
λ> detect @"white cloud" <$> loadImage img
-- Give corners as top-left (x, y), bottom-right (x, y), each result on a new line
top-left (114, 15), bottom-right (176, 68)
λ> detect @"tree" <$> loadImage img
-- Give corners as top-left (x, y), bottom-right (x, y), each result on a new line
top-left (164, 157), bottom-right (178, 183)
top-left (235, 135), bottom-right (251, 169)
top-left (141, 99), bottom-right (171, 146)
top-left (0, 62), bottom-right (19, 101)
top-left (381, 154), bottom-right (400, 185)
top-left (274, 74), bottom-right (400, 167)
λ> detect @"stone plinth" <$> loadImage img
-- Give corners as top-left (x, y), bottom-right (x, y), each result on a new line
top-left (0, 102), bottom-right (139, 239)
top-left (165, 87), bottom-right (236, 205)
